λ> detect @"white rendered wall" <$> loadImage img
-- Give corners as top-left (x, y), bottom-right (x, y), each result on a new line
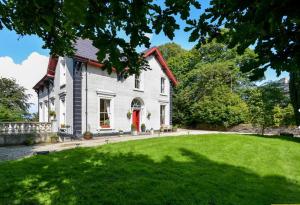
top-left (82, 55), bottom-right (171, 133)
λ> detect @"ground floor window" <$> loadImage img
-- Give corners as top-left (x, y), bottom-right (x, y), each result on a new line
top-left (160, 105), bottom-right (166, 125)
top-left (100, 98), bottom-right (111, 128)
top-left (60, 98), bottom-right (66, 127)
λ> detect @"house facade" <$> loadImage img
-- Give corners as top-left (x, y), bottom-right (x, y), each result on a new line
top-left (33, 39), bottom-right (178, 136)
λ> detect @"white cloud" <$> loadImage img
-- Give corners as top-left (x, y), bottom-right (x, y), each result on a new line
top-left (0, 52), bottom-right (49, 113)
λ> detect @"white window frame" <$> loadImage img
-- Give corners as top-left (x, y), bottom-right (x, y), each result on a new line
top-left (59, 97), bottom-right (66, 127)
top-left (60, 59), bottom-right (66, 87)
top-left (133, 73), bottom-right (144, 91)
top-left (39, 102), bottom-right (43, 122)
top-left (160, 104), bottom-right (166, 125)
top-left (161, 77), bottom-right (166, 94)
top-left (44, 100), bottom-right (49, 122)
top-left (134, 74), bottom-right (141, 89)
top-left (96, 90), bottom-right (116, 130)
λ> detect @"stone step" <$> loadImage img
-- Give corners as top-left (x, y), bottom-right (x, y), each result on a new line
top-left (63, 137), bottom-right (71, 142)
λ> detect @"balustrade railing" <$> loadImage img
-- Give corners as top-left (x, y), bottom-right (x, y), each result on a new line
top-left (0, 122), bottom-right (52, 134)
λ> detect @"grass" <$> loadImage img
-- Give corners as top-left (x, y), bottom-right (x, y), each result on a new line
top-left (0, 134), bottom-right (300, 205)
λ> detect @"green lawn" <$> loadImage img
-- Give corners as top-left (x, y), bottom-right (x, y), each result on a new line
top-left (1, 134), bottom-right (300, 205)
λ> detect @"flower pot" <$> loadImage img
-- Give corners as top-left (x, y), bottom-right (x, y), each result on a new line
top-left (131, 131), bottom-right (138, 136)
top-left (83, 134), bottom-right (93, 140)
top-left (150, 130), bottom-right (154, 135)
top-left (101, 124), bottom-right (110, 128)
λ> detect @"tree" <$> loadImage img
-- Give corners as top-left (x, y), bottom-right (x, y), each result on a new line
top-left (273, 104), bottom-right (295, 127)
top-left (0, 0), bottom-right (200, 75)
top-left (188, 1), bottom-right (299, 75)
top-left (158, 43), bottom-right (187, 61)
top-left (186, 0), bottom-right (300, 124)
top-left (0, 78), bottom-right (31, 122)
top-left (289, 70), bottom-right (300, 125)
top-left (172, 61), bottom-right (249, 126)
top-left (191, 85), bottom-right (249, 128)
top-left (245, 82), bottom-right (290, 135)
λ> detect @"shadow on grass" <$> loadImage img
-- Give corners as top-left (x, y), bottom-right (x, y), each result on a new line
top-left (0, 147), bottom-right (300, 205)
top-left (241, 133), bottom-right (300, 144)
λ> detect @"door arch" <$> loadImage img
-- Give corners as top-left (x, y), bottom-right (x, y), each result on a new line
top-left (131, 98), bottom-right (144, 132)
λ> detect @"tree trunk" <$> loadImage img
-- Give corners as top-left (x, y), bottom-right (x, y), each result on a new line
top-left (289, 70), bottom-right (300, 126)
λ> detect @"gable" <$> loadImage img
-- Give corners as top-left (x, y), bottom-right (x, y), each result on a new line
top-left (33, 39), bottom-right (178, 90)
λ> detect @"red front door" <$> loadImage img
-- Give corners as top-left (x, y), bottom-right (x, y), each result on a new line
top-left (132, 110), bottom-right (140, 132)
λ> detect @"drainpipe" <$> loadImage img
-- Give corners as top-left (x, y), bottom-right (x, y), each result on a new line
top-left (47, 82), bottom-right (50, 123)
top-left (37, 90), bottom-right (40, 122)
top-left (85, 63), bottom-right (88, 131)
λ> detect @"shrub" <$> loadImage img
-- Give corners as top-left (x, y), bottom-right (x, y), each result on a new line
top-left (191, 86), bottom-right (249, 128)
top-left (50, 133), bottom-right (59, 143)
top-left (141, 124), bottom-right (146, 132)
top-left (131, 124), bottom-right (137, 131)
top-left (273, 104), bottom-right (295, 127)
top-left (127, 111), bottom-right (132, 119)
top-left (49, 110), bottom-right (56, 118)
top-left (24, 136), bottom-right (35, 146)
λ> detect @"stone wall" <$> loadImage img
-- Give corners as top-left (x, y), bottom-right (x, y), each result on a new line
top-left (0, 132), bottom-right (54, 146)
top-left (228, 124), bottom-right (300, 135)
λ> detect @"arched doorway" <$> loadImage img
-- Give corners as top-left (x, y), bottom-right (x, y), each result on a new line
top-left (131, 98), bottom-right (143, 132)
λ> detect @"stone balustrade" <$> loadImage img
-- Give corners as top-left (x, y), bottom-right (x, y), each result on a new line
top-left (0, 122), bottom-right (52, 134)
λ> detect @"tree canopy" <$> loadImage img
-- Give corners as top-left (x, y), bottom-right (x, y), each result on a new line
top-left (0, 78), bottom-right (31, 122)
top-left (160, 41), bottom-right (294, 132)
top-left (0, 0), bottom-right (200, 75)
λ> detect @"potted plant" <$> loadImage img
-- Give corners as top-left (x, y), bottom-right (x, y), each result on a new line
top-left (172, 125), bottom-right (178, 132)
top-left (131, 124), bottom-right (138, 136)
top-left (147, 112), bottom-right (151, 119)
top-left (150, 128), bottom-right (154, 135)
top-left (141, 123), bottom-right (146, 132)
top-left (101, 119), bottom-right (110, 128)
top-left (127, 111), bottom-right (132, 119)
top-left (83, 131), bottom-right (93, 140)
top-left (49, 110), bottom-right (56, 119)
top-left (50, 133), bottom-right (59, 143)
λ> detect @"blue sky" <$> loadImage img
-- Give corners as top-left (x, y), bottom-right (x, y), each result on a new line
top-left (0, 1), bottom-right (289, 113)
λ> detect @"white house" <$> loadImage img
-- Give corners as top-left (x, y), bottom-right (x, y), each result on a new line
top-left (33, 39), bottom-right (178, 136)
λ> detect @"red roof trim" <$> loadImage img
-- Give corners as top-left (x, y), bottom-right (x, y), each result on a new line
top-left (34, 47), bottom-right (178, 90)
top-left (144, 47), bottom-right (178, 86)
top-left (33, 55), bottom-right (57, 90)
top-left (33, 74), bottom-right (54, 90)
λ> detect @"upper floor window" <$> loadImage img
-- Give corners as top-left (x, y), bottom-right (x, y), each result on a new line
top-left (60, 59), bottom-right (66, 87)
top-left (134, 74), bottom-right (141, 89)
top-left (161, 77), bottom-right (166, 94)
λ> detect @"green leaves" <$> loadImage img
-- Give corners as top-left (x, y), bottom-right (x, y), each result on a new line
top-left (0, 0), bottom-right (202, 74)
top-left (0, 78), bottom-right (30, 122)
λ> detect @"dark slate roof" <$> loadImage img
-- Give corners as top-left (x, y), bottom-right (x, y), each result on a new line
top-left (74, 38), bottom-right (99, 61)
top-left (74, 38), bottom-right (156, 61)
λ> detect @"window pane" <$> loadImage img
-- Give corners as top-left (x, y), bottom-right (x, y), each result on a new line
top-left (160, 105), bottom-right (166, 125)
top-left (100, 99), bottom-right (104, 112)
top-left (99, 98), bottom-right (111, 128)
top-left (161, 78), bottom-right (165, 93)
top-left (135, 75), bottom-right (140, 89)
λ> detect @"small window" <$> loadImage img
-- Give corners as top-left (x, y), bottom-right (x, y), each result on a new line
top-left (161, 77), bottom-right (165, 94)
top-left (60, 98), bottom-right (66, 126)
top-left (60, 60), bottom-right (66, 87)
top-left (100, 99), bottom-right (111, 128)
top-left (160, 105), bottom-right (166, 125)
top-left (134, 75), bottom-right (140, 89)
